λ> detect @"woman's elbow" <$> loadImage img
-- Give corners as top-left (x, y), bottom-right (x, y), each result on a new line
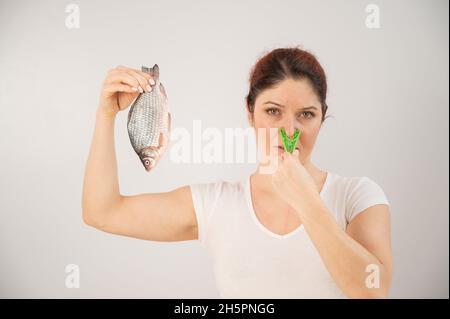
top-left (347, 283), bottom-right (390, 299)
top-left (356, 288), bottom-right (389, 299)
top-left (82, 209), bottom-right (108, 230)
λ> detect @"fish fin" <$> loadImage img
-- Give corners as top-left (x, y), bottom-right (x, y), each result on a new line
top-left (157, 113), bottom-right (171, 155)
top-left (159, 82), bottom-right (167, 98)
top-left (167, 112), bottom-right (172, 133)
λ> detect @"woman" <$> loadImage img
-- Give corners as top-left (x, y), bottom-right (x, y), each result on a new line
top-left (82, 47), bottom-right (392, 299)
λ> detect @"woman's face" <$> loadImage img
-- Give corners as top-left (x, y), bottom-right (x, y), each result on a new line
top-left (248, 78), bottom-right (323, 165)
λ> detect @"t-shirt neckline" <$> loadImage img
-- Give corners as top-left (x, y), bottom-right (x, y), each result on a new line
top-left (245, 171), bottom-right (332, 239)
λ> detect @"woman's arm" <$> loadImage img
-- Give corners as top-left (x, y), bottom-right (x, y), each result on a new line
top-left (294, 198), bottom-right (392, 298)
top-left (271, 150), bottom-right (392, 298)
top-left (81, 66), bottom-right (198, 242)
top-left (81, 110), bottom-right (122, 227)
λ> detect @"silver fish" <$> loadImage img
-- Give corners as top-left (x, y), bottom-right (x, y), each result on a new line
top-left (127, 64), bottom-right (171, 172)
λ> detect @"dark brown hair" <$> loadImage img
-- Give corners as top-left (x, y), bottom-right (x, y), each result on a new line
top-left (246, 46), bottom-right (329, 123)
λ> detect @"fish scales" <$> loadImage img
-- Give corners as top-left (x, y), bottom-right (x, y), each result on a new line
top-left (127, 64), bottom-right (171, 172)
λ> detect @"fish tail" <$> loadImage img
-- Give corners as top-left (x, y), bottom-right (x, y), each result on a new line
top-left (141, 64), bottom-right (160, 84)
top-left (152, 64), bottom-right (160, 83)
top-left (141, 66), bottom-right (152, 73)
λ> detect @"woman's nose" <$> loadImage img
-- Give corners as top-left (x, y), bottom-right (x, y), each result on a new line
top-left (282, 118), bottom-right (300, 137)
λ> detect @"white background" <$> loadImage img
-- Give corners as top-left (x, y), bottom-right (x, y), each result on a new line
top-left (0, 0), bottom-right (448, 298)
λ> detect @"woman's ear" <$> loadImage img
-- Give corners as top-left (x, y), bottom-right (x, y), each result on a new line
top-left (246, 106), bottom-right (254, 127)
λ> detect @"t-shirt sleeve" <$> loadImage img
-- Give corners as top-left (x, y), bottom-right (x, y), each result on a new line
top-left (189, 181), bottom-right (223, 246)
top-left (345, 176), bottom-right (390, 223)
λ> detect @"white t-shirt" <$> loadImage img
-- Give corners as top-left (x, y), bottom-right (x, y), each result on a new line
top-left (189, 171), bottom-right (390, 299)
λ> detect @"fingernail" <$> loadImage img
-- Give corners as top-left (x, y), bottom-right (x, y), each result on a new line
top-left (149, 78), bottom-right (155, 85)
top-left (146, 85), bottom-right (152, 92)
top-left (138, 86), bottom-right (143, 93)
top-left (131, 87), bottom-right (138, 92)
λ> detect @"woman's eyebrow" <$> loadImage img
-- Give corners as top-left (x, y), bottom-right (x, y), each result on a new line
top-left (263, 101), bottom-right (318, 110)
top-left (264, 101), bottom-right (285, 107)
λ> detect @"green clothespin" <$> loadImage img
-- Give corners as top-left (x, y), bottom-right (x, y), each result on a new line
top-left (280, 127), bottom-right (301, 153)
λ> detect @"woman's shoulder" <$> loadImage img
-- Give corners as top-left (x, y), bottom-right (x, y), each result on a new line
top-left (326, 171), bottom-right (390, 223)
top-left (328, 171), bottom-right (387, 193)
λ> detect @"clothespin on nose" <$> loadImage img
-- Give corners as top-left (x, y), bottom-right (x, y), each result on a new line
top-left (280, 127), bottom-right (301, 153)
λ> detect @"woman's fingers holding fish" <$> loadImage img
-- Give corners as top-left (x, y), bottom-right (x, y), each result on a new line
top-left (126, 69), bottom-right (153, 92)
top-left (126, 67), bottom-right (155, 83)
top-left (103, 83), bottom-right (137, 95)
top-left (110, 66), bottom-right (155, 90)
top-left (137, 69), bottom-right (156, 86)
top-left (105, 72), bottom-right (141, 93)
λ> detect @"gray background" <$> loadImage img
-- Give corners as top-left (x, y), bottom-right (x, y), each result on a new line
top-left (0, 0), bottom-right (448, 298)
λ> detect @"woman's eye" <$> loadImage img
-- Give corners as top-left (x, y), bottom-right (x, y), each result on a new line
top-left (300, 111), bottom-right (315, 119)
top-left (266, 108), bottom-right (280, 116)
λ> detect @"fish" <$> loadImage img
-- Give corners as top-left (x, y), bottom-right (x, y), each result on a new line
top-left (127, 64), bottom-right (171, 172)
